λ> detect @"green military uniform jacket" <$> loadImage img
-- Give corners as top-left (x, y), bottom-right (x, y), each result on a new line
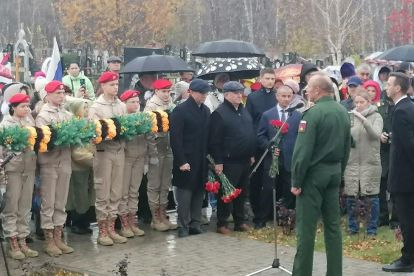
top-left (291, 96), bottom-right (352, 188)
top-left (377, 99), bottom-right (394, 177)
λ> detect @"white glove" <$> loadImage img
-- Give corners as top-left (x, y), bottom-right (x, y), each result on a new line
top-left (149, 158), bottom-right (159, 166)
top-left (144, 165), bottom-right (149, 175)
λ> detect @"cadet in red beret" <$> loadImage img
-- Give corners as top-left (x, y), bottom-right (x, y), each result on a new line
top-left (45, 80), bottom-right (65, 93)
top-left (9, 93), bottom-right (30, 104)
top-left (0, 93), bottom-right (38, 259)
top-left (89, 71), bottom-right (129, 245)
top-left (35, 80), bottom-right (74, 255)
top-left (117, 89), bottom-right (146, 237)
top-left (98, 72), bottom-right (119, 84)
top-left (143, 78), bottom-right (177, 231)
top-left (152, 79), bottom-right (173, 90)
top-left (120, 90), bottom-right (140, 102)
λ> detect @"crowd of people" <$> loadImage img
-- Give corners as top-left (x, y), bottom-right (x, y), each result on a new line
top-left (0, 57), bottom-right (413, 274)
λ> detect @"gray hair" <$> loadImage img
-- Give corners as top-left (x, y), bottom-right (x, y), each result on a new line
top-left (356, 63), bottom-right (371, 73)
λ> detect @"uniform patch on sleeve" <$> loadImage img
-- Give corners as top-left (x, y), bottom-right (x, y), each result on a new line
top-left (299, 120), bottom-right (307, 133)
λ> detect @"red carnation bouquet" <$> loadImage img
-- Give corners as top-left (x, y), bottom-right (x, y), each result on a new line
top-left (269, 120), bottom-right (289, 178)
top-left (207, 155), bottom-right (241, 203)
top-left (205, 170), bottom-right (220, 194)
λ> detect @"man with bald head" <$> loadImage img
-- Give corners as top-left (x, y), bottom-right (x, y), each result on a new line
top-left (291, 72), bottom-right (351, 276)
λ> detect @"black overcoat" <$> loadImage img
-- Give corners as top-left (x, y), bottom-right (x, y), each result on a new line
top-left (170, 96), bottom-right (211, 190)
top-left (388, 97), bottom-right (414, 193)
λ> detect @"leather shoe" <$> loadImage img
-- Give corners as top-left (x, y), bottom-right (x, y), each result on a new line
top-left (189, 227), bottom-right (204, 235)
top-left (71, 226), bottom-right (88, 235)
top-left (178, 228), bottom-right (189, 238)
top-left (84, 227), bottom-right (93, 234)
top-left (254, 222), bottom-right (266, 230)
top-left (217, 227), bottom-right (233, 236)
top-left (234, 224), bottom-right (251, 232)
top-left (382, 259), bottom-right (414, 273)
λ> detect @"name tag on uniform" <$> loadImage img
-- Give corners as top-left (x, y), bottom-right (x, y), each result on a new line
top-left (299, 121), bottom-right (307, 133)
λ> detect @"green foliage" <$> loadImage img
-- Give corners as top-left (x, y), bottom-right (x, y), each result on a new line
top-left (135, 113), bottom-right (154, 135)
top-left (77, 118), bottom-right (97, 146)
top-left (0, 126), bottom-right (31, 152)
top-left (351, 55), bottom-right (364, 67)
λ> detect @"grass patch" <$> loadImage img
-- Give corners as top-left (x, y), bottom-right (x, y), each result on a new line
top-left (236, 218), bottom-right (402, 264)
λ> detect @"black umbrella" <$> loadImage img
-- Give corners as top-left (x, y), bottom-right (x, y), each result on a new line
top-left (375, 45), bottom-right (414, 62)
top-left (119, 55), bottom-right (194, 74)
top-left (196, 58), bottom-right (264, 80)
top-left (192, 39), bottom-right (266, 58)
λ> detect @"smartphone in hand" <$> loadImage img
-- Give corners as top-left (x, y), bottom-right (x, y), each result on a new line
top-left (80, 79), bottom-right (86, 86)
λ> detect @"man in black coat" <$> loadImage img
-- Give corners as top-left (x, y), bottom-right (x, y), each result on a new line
top-left (170, 79), bottom-right (211, 238)
top-left (383, 72), bottom-right (414, 273)
top-left (246, 68), bottom-right (277, 217)
top-left (209, 82), bottom-right (256, 235)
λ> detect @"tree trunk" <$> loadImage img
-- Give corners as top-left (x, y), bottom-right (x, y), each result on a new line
top-left (196, 0), bottom-right (202, 44)
top-left (209, 0), bottom-right (217, 40)
top-left (243, 0), bottom-right (254, 42)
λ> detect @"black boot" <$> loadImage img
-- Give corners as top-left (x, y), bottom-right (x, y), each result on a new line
top-left (71, 211), bottom-right (88, 235)
top-left (34, 211), bottom-right (44, 240)
top-left (79, 212), bottom-right (93, 234)
top-left (87, 206), bottom-right (97, 223)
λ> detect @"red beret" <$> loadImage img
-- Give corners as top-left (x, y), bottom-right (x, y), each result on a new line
top-left (153, 79), bottom-right (173, 90)
top-left (98, 72), bottom-right (119, 84)
top-left (120, 90), bottom-right (140, 101)
top-left (9, 93), bottom-right (31, 104)
top-left (250, 82), bottom-right (262, 91)
top-left (45, 80), bottom-right (65, 93)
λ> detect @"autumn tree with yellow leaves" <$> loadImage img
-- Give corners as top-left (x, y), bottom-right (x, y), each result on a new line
top-left (54, 0), bottom-right (183, 55)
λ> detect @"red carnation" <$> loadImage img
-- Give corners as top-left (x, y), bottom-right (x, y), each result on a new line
top-left (221, 196), bottom-right (231, 203)
top-left (205, 182), bottom-right (214, 192)
top-left (234, 189), bottom-right (242, 197)
top-left (214, 181), bottom-right (220, 190)
top-left (270, 119), bottom-right (283, 128)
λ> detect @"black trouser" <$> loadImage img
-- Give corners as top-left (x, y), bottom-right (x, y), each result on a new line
top-left (250, 149), bottom-right (264, 217)
top-left (379, 176), bottom-right (390, 225)
top-left (379, 175), bottom-right (399, 226)
top-left (256, 165), bottom-right (295, 224)
top-left (137, 175), bottom-right (152, 220)
top-left (394, 192), bottom-right (414, 265)
top-left (217, 162), bottom-right (250, 228)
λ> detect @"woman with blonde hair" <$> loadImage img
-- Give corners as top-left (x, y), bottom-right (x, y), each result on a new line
top-left (344, 88), bottom-right (383, 236)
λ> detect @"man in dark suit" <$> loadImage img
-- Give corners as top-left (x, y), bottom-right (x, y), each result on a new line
top-left (383, 72), bottom-right (414, 273)
top-left (255, 85), bottom-right (301, 229)
top-left (170, 79), bottom-right (211, 238)
top-left (246, 68), bottom-right (277, 217)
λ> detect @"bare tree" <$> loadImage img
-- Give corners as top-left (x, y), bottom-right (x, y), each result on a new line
top-left (312, 0), bottom-right (367, 65)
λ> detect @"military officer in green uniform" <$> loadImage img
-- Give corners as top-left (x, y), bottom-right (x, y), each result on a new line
top-left (291, 73), bottom-right (351, 276)
top-left (377, 97), bottom-right (399, 228)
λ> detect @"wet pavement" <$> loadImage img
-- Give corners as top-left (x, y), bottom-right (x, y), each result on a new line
top-left (1, 211), bottom-right (411, 276)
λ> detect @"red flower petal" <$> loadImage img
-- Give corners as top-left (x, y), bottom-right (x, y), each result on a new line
top-left (270, 120), bottom-right (283, 128)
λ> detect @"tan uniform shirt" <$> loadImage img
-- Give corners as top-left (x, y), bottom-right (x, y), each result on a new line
top-left (35, 104), bottom-right (73, 166)
top-left (0, 115), bottom-right (37, 173)
top-left (88, 95), bottom-right (127, 151)
top-left (144, 95), bottom-right (175, 157)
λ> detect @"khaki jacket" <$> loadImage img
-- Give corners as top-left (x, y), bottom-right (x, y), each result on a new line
top-left (144, 95), bottom-right (174, 157)
top-left (88, 95), bottom-right (127, 151)
top-left (125, 134), bottom-right (148, 160)
top-left (71, 144), bottom-right (94, 171)
top-left (344, 105), bottom-right (383, 196)
top-left (0, 115), bottom-right (37, 173)
top-left (35, 104), bottom-right (73, 166)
